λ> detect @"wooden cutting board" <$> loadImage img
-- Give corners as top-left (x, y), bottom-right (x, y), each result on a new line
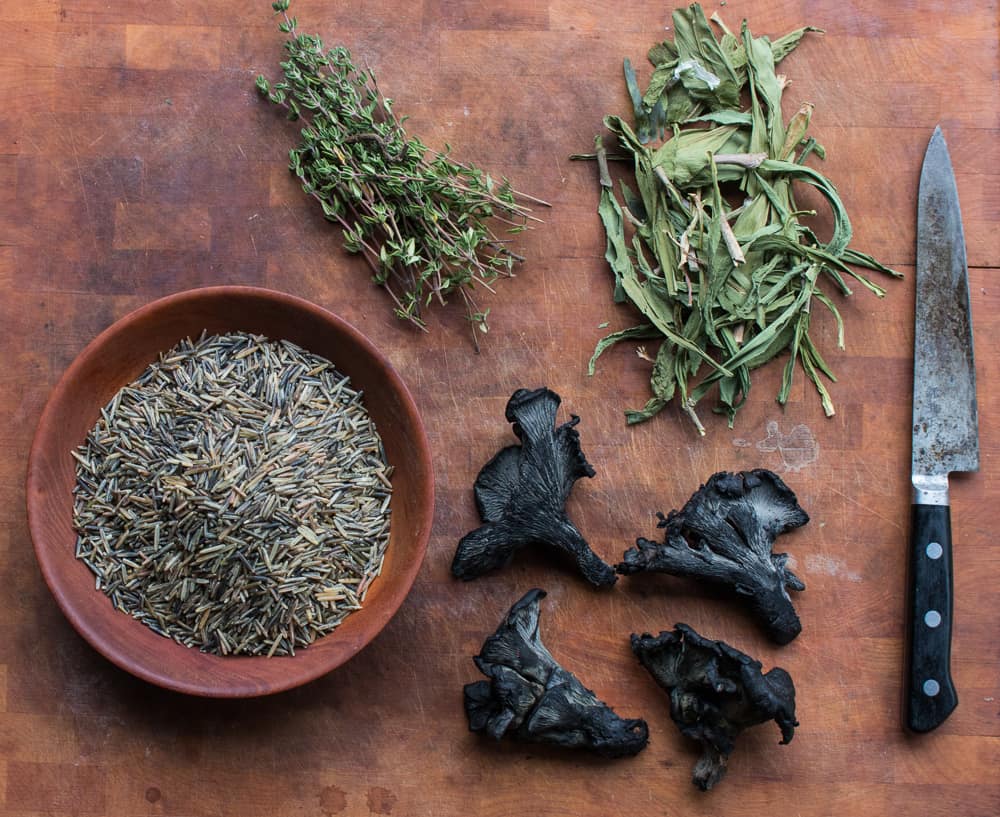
top-left (1, 1), bottom-right (997, 815)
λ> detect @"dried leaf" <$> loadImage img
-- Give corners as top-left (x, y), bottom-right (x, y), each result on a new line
top-left (589, 324), bottom-right (662, 375)
top-left (670, 4), bottom-right (741, 108)
top-left (577, 4), bottom-right (899, 430)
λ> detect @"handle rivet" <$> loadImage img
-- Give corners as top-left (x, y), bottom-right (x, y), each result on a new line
top-left (926, 541), bottom-right (943, 559)
top-left (923, 679), bottom-right (940, 697)
top-left (924, 610), bottom-right (942, 628)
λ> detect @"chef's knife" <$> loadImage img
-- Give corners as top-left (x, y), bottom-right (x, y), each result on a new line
top-left (906, 126), bottom-right (979, 733)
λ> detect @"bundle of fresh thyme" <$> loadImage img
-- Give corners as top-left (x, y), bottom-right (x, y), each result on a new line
top-left (256, 1), bottom-right (542, 346)
top-left (576, 4), bottom-right (900, 432)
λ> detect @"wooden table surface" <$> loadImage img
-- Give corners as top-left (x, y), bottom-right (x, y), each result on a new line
top-left (2, 1), bottom-right (997, 814)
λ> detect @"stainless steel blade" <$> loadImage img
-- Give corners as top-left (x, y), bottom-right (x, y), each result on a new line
top-left (912, 126), bottom-right (979, 496)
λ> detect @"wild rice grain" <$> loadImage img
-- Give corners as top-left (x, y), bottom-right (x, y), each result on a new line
top-left (72, 331), bottom-right (392, 657)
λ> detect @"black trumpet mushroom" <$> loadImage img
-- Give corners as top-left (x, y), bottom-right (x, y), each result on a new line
top-left (452, 387), bottom-right (617, 587)
top-left (617, 469), bottom-right (809, 644)
top-left (464, 589), bottom-right (649, 758)
top-left (631, 624), bottom-right (798, 791)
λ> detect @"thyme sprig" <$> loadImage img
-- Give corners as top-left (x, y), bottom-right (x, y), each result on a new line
top-left (257, 1), bottom-right (544, 346)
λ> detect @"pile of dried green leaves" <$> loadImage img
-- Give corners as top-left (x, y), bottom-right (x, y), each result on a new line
top-left (257, 1), bottom-right (542, 346)
top-left (577, 4), bottom-right (900, 431)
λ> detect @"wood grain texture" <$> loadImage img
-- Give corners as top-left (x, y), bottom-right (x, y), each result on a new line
top-left (1, 0), bottom-right (997, 814)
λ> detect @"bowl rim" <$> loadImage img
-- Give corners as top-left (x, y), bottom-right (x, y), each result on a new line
top-left (26, 285), bottom-right (434, 697)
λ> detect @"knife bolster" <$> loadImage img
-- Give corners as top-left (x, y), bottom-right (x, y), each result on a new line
top-left (912, 473), bottom-right (949, 506)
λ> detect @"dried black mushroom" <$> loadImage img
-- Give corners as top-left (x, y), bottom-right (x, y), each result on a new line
top-left (617, 469), bottom-right (808, 644)
top-left (452, 387), bottom-right (617, 587)
top-left (464, 588), bottom-right (649, 758)
top-left (631, 624), bottom-right (797, 791)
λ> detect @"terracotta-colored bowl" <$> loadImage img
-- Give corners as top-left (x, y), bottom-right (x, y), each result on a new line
top-left (26, 286), bottom-right (433, 697)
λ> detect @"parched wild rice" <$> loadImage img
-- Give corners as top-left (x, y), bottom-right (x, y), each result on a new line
top-left (71, 331), bottom-right (392, 657)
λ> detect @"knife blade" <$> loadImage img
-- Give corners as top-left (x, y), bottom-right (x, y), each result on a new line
top-left (906, 125), bottom-right (979, 733)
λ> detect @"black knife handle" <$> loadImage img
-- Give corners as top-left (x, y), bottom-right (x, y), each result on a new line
top-left (905, 503), bottom-right (957, 732)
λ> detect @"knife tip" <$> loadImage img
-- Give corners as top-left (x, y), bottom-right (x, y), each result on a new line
top-left (923, 126), bottom-right (950, 166)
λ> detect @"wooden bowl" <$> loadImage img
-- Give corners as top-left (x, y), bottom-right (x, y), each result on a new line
top-left (26, 286), bottom-right (434, 697)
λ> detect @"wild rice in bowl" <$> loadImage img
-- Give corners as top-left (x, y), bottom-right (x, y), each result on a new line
top-left (71, 331), bottom-right (392, 657)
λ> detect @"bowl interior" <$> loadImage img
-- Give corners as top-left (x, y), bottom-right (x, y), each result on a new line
top-left (26, 287), bottom-right (433, 697)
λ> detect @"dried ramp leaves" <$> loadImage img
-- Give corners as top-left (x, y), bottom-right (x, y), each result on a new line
top-left (576, 2), bottom-right (901, 430)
